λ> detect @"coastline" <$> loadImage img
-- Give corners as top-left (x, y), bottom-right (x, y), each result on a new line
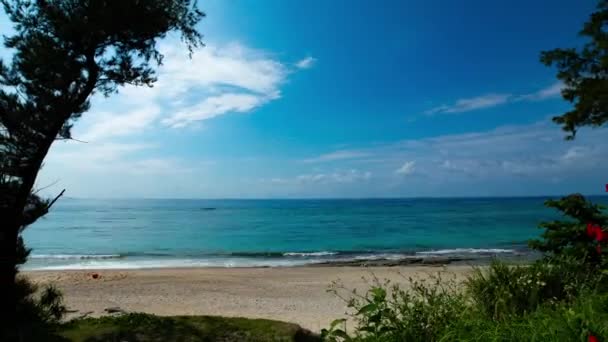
top-left (24, 248), bottom-right (533, 270)
top-left (25, 265), bottom-right (474, 331)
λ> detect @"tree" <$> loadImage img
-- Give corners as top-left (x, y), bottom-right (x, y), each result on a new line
top-left (529, 194), bottom-right (608, 266)
top-left (0, 0), bottom-right (203, 338)
top-left (531, 0), bottom-right (608, 271)
top-left (540, 0), bottom-right (608, 139)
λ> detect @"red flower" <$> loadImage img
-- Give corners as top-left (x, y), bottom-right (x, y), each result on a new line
top-left (587, 223), bottom-right (606, 254)
top-left (597, 228), bottom-right (605, 242)
top-left (589, 335), bottom-right (599, 342)
top-left (587, 223), bottom-right (605, 241)
top-left (588, 223), bottom-right (596, 237)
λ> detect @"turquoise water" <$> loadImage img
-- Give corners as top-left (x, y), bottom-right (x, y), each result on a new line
top-left (22, 197), bottom-right (608, 269)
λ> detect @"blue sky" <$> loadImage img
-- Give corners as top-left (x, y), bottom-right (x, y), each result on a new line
top-left (27, 0), bottom-right (608, 198)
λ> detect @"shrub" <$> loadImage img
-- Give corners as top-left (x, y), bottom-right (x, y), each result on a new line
top-left (443, 291), bottom-right (608, 342)
top-left (1, 276), bottom-right (67, 341)
top-left (466, 257), bottom-right (604, 321)
top-left (529, 194), bottom-right (608, 267)
top-left (322, 272), bottom-right (468, 342)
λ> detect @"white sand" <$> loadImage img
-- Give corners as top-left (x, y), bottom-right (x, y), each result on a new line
top-left (25, 265), bottom-right (473, 332)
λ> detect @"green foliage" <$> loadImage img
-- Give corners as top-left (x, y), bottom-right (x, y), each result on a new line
top-left (444, 292), bottom-right (608, 342)
top-left (541, 0), bottom-right (608, 139)
top-left (466, 258), bottom-right (603, 321)
top-left (323, 262), bottom-right (607, 342)
top-left (9, 276), bottom-right (68, 341)
top-left (529, 194), bottom-right (608, 266)
top-left (322, 272), bottom-right (468, 342)
top-left (58, 313), bottom-right (320, 342)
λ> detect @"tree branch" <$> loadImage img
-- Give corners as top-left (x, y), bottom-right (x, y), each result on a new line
top-left (46, 189), bottom-right (65, 211)
top-left (56, 136), bottom-right (88, 143)
top-left (33, 178), bottom-right (61, 194)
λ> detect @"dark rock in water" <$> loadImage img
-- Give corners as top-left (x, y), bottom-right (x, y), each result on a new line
top-left (310, 256), bottom-right (475, 267)
top-left (201, 207), bottom-right (217, 211)
top-left (421, 257), bottom-right (453, 265)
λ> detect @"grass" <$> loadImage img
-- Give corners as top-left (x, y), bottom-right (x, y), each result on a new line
top-left (443, 291), bottom-right (608, 341)
top-left (56, 313), bottom-right (320, 342)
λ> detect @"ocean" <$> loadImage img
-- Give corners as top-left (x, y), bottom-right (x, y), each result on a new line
top-left (22, 196), bottom-right (608, 270)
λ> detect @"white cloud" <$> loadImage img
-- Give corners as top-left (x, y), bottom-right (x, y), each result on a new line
top-left (302, 150), bottom-right (370, 163)
top-left (265, 169), bottom-right (372, 186)
top-left (297, 170), bottom-right (372, 184)
top-left (80, 106), bottom-right (161, 141)
top-left (160, 42), bottom-right (288, 96)
top-left (295, 56), bottom-right (316, 69)
top-left (310, 121), bottom-right (608, 192)
top-left (424, 82), bottom-right (565, 115)
top-left (162, 92), bottom-right (276, 128)
top-left (425, 94), bottom-right (511, 115)
top-left (517, 82), bottom-right (563, 101)
top-left (560, 146), bottom-right (589, 162)
top-left (78, 41), bottom-right (294, 135)
top-left (155, 42), bottom-right (289, 128)
top-left (36, 40), bottom-right (310, 198)
top-left (395, 161), bottom-right (416, 175)
top-left (37, 140), bottom-right (216, 197)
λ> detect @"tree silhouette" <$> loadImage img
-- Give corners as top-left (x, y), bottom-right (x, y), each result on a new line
top-left (0, 0), bottom-right (203, 338)
top-left (541, 0), bottom-right (608, 139)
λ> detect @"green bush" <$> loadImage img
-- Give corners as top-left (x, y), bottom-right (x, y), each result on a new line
top-left (529, 194), bottom-right (608, 267)
top-left (2, 276), bottom-right (68, 341)
top-left (322, 269), bottom-right (608, 342)
top-left (444, 291), bottom-right (608, 342)
top-left (466, 257), bottom-right (603, 321)
top-left (322, 272), bottom-right (468, 342)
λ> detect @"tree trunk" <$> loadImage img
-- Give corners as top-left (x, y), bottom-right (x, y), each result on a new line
top-left (0, 214), bottom-right (18, 338)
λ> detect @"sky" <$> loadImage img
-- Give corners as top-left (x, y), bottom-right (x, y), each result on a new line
top-left (15, 0), bottom-right (608, 198)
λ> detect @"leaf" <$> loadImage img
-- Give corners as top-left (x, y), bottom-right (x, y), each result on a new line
top-left (330, 318), bottom-right (347, 329)
top-left (332, 329), bottom-right (352, 341)
top-left (357, 303), bottom-right (377, 315)
top-left (371, 287), bottom-right (387, 301)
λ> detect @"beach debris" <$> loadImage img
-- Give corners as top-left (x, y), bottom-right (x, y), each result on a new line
top-left (104, 306), bottom-right (125, 314)
top-left (91, 273), bottom-right (100, 279)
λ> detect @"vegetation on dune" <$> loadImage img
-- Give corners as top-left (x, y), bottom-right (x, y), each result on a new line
top-left (57, 313), bottom-right (320, 342)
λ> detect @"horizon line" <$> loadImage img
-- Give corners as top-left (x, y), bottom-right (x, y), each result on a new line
top-left (61, 194), bottom-right (608, 201)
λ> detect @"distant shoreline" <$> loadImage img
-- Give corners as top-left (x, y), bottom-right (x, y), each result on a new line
top-left (23, 252), bottom-right (535, 271)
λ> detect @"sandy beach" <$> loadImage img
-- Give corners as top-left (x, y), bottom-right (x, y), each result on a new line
top-left (25, 265), bottom-right (473, 332)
